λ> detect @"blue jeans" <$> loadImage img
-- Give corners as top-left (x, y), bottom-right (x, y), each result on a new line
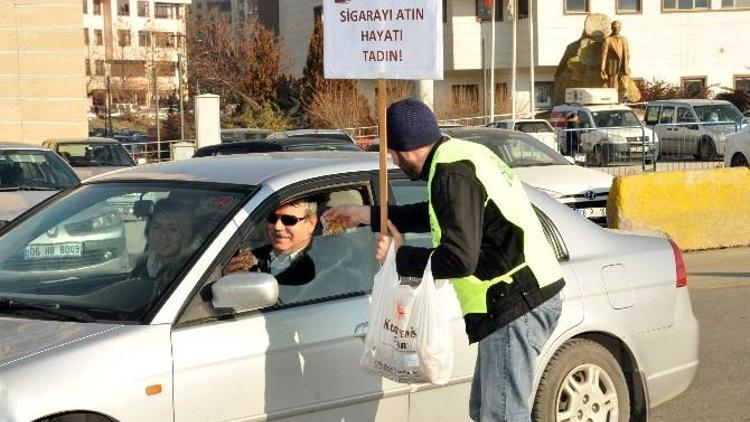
top-left (469, 294), bottom-right (562, 422)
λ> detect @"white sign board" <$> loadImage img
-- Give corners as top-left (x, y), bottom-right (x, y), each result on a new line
top-left (323, 0), bottom-right (443, 80)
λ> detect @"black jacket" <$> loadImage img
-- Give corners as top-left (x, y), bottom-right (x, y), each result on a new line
top-left (248, 244), bottom-right (316, 286)
top-left (372, 138), bottom-right (564, 343)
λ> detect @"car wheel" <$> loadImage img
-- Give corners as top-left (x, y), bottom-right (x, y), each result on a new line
top-left (696, 137), bottom-right (716, 161)
top-left (730, 152), bottom-right (749, 167)
top-left (532, 339), bottom-right (630, 422)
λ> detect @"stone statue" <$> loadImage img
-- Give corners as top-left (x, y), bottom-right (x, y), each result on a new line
top-left (600, 20), bottom-right (630, 98)
top-left (552, 14), bottom-right (641, 105)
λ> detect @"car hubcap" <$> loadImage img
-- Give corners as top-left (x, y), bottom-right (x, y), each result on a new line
top-left (556, 363), bottom-right (618, 422)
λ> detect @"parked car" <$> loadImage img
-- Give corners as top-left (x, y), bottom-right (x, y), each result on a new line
top-left (0, 143), bottom-right (80, 225)
top-left (551, 103), bottom-right (657, 166)
top-left (644, 99), bottom-right (745, 160)
top-left (724, 129), bottom-right (750, 167)
top-left (221, 128), bottom-right (273, 143)
top-left (43, 138), bottom-right (137, 179)
top-left (442, 127), bottom-right (613, 225)
top-left (0, 153), bottom-right (698, 421)
top-left (485, 119), bottom-right (557, 151)
top-left (194, 136), bottom-right (363, 157)
top-left (267, 128), bottom-right (356, 143)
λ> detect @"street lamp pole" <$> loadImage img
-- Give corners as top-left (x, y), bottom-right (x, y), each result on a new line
top-left (178, 52), bottom-right (185, 140)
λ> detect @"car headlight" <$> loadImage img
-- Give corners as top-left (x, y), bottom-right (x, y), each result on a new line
top-left (65, 211), bottom-right (121, 234)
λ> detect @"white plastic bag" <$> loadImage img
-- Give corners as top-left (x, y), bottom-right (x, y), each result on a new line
top-left (361, 244), bottom-right (454, 385)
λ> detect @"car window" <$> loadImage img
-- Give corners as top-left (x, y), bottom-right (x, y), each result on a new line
top-left (179, 185), bottom-right (377, 323)
top-left (0, 150), bottom-right (79, 189)
top-left (0, 183), bottom-right (249, 323)
top-left (645, 106), bottom-right (661, 125)
top-left (693, 104), bottom-right (743, 124)
top-left (676, 107), bottom-right (696, 123)
top-left (659, 107), bottom-right (675, 124)
top-left (58, 143), bottom-right (134, 167)
top-left (515, 121), bottom-right (553, 133)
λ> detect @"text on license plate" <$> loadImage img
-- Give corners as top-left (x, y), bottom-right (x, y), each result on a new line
top-left (630, 146), bottom-right (644, 152)
top-left (575, 207), bottom-right (607, 219)
top-left (24, 242), bottom-right (82, 259)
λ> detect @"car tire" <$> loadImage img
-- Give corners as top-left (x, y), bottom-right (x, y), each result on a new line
top-left (696, 137), bottom-right (716, 161)
top-left (730, 152), bottom-right (749, 168)
top-left (532, 339), bottom-right (630, 422)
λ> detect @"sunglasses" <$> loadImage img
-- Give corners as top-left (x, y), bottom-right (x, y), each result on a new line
top-left (266, 213), bottom-right (308, 226)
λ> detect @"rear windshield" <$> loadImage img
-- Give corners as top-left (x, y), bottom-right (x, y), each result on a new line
top-left (57, 143), bottom-right (135, 167)
top-left (0, 150), bottom-right (79, 190)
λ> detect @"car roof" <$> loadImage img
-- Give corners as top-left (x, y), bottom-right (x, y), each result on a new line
top-left (90, 152), bottom-right (384, 186)
top-left (442, 126), bottom-right (533, 139)
top-left (45, 137), bottom-right (120, 145)
top-left (0, 142), bottom-right (52, 150)
top-left (199, 136), bottom-right (358, 152)
top-left (274, 129), bottom-right (348, 135)
top-left (221, 128), bottom-right (273, 133)
top-left (553, 104), bottom-right (633, 112)
top-left (648, 99), bottom-right (732, 106)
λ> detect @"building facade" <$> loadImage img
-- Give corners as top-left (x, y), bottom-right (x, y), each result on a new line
top-left (0, 0), bottom-right (88, 142)
top-left (276, 0), bottom-right (750, 118)
top-left (84, 0), bottom-right (189, 108)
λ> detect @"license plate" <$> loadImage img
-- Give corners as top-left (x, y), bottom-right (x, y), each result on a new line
top-left (575, 207), bottom-right (607, 219)
top-left (630, 146), bottom-right (644, 153)
top-left (24, 242), bottom-right (82, 260)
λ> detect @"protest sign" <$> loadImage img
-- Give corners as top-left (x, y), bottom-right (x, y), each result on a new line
top-left (323, 0), bottom-right (443, 80)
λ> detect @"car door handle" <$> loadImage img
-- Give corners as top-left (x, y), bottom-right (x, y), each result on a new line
top-left (354, 322), bottom-right (368, 342)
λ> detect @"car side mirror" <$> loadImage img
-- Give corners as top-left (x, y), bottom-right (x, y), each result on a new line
top-left (212, 272), bottom-right (279, 313)
top-left (564, 156), bottom-right (575, 165)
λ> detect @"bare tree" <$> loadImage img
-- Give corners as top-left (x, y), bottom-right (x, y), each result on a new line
top-left (187, 13), bottom-right (286, 114)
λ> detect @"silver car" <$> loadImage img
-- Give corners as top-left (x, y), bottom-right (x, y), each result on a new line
top-left (0, 153), bottom-right (698, 422)
top-left (43, 137), bottom-right (137, 179)
top-left (0, 143), bottom-right (79, 225)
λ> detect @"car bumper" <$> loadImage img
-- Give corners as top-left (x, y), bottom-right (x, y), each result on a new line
top-left (603, 142), bottom-right (658, 161)
top-left (628, 288), bottom-right (699, 408)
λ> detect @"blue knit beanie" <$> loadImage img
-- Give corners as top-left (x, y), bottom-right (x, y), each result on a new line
top-left (386, 98), bottom-right (442, 152)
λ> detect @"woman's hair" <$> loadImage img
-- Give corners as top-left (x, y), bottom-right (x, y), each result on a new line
top-left (145, 198), bottom-right (196, 253)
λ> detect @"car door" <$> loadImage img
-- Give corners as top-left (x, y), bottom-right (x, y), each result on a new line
top-left (675, 106), bottom-right (699, 155)
top-left (657, 106), bottom-right (676, 154)
top-left (170, 178), bottom-right (410, 421)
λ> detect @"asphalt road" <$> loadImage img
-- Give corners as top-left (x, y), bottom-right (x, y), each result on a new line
top-left (651, 247), bottom-right (750, 422)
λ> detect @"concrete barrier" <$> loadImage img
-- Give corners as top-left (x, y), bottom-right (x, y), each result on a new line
top-left (607, 167), bottom-right (750, 251)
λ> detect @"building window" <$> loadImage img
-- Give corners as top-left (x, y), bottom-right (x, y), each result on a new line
top-left (247, 0), bottom-right (259, 15)
top-left (681, 76), bottom-right (706, 96)
top-left (722, 0), bottom-right (750, 8)
top-left (94, 29), bottom-right (103, 45)
top-left (95, 60), bottom-right (105, 75)
top-left (663, 0), bottom-right (709, 10)
top-left (735, 75), bottom-right (750, 92)
top-left (137, 0), bottom-right (149, 16)
top-left (564, 0), bottom-right (589, 13)
top-left (518, 0), bottom-right (529, 18)
top-left (154, 32), bottom-right (174, 47)
top-left (118, 30), bottom-right (131, 47)
top-left (84, 28), bottom-right (89, 45)
top-left (155, 3), bottom-right (176, 18)
top-left (118, 0), bottom-right (130, 16)
top-left (476, 0), bottom-right (502, 21)
top-left (535, 82), bottom-right (554, 108)
top-left (83, 0), bottom-right (88, 14)
top-left (93, 0), bottom-right (101, 15)
top-left (155, 61), bottom-right (177, 77)
top-left (617, 0), bottom-right (641, 13)
top-left (442, 0), bottom-right (447, 22)
top-left (85, 59), bottom-right (91, 76)
top-left (196, 2), bottom-right (202, 9)
top-left (139, 31), bottom-right (151, 47)
top-left (111, 60), bottom-right (146, 77)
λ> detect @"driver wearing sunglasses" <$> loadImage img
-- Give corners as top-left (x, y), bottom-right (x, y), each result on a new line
top-left (223, 200), bottom-right (318, 285)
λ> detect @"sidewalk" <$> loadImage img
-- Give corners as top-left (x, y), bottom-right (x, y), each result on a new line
top-left (683, 246), bottom-right (750, 290)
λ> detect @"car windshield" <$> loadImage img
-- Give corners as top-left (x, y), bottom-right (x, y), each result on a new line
top-left (590, 110), bottom-right (641, 128)
top-left (0, 182), bottom-right (251, 323)
top-left (445, 129), bottom-right (570, 167)
top-left (693, 105), bottom-right (743, 124)
top-left (0, 149), bottom-right (79, 190)
top-left (515, 121), bottom-right (553, 133)
top-left (57, 143), bottom-right (135, 167)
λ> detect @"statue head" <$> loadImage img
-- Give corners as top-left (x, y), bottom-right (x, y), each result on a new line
top-left (611, 20), bottom-right (622, 35)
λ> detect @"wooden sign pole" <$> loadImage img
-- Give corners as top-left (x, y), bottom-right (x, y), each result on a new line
top-left (377, 78), bottom-right (389, 236)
